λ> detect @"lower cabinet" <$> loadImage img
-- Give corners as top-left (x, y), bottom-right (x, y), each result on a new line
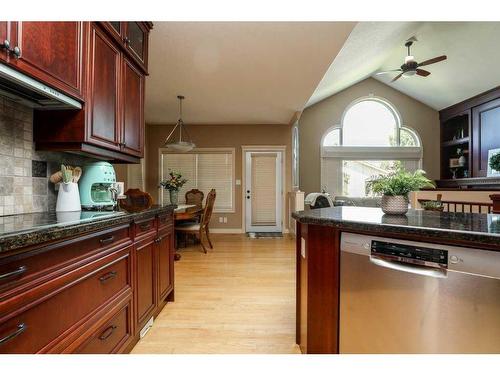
top-left (135, 235), bottom-right (157, 330)
top-left (0, 209), bottom-right (175, 354)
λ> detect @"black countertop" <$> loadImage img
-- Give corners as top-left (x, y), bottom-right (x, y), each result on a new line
top-left (292, 207), bottom-right (500, 248)
top-left (0, 205), bottom-right (175, 254)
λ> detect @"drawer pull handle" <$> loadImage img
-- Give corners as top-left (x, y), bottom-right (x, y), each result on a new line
top-left (0, 323), bottom-right (27, 346)
top-left (0, 265), bottom-right (27, 282)
top-left (139, 223), bottom-right (152, 231)
top-left (99, 325), bottom-right (117, 341)
top-left (99, 271), bottom-right (117, 283)
top-left (100, 236), bottom-right (115, 245)
top-left (155, 236), bottom-right (163, 244)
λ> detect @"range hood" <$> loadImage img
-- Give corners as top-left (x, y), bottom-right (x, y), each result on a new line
top-left (0, 63), bottom-right (82, 109)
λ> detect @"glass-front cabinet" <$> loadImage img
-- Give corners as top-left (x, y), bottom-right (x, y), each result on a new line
top-left (102, 22), bottom-right (150, 72)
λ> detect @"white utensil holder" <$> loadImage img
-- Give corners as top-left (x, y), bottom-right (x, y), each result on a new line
top-left (56, 182), bottom-right (81, 212)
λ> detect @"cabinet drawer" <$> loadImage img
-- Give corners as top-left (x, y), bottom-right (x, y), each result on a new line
top-left (76, 301), bottom-right (131, 354)
top-left (158, 212), bottom-right (173, 230)
top-left (0, 225), bottom-right (131, 298)
top-left (134, 217), bottom-right (156, 238)
top-left (0, 249), bottom-right (130, 354)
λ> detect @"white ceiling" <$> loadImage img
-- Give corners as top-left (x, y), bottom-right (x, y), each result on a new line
top-left (307, 22), bottom-right (500, 110)
top-left (145, 22), bottom-right (355, 124)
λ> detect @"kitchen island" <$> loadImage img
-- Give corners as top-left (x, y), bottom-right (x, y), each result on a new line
top-left (292, 207), bottom-right (500, 354)
top-left (0, 205), bottom-right (175, 354)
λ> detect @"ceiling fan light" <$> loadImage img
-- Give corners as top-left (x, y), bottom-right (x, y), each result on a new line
top-left (402, 70), bottom-right (416, 77)
top-left (404, 55), bottom-right (415, 64)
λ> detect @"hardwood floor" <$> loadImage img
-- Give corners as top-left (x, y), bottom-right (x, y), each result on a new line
top-left (131, 233), bottom-right (300, 354)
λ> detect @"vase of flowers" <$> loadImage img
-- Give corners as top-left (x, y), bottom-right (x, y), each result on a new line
top-left (367, 167), bottom-right (435, 215)
top-left (159, 171), bottom-right (188, 205)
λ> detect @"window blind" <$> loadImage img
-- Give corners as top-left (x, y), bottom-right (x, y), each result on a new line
top-left (161, 150), bottom-right (234, 212)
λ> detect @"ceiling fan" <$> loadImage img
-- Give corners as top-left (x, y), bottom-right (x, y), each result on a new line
top-left (376, 38), bottom-right (447, 82)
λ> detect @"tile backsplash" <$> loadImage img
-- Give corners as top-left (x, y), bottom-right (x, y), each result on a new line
top-left (0, 97), bottom-right (95, 216)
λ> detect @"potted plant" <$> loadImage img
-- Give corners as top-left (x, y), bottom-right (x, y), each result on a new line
top-left (367, 167), bottom-right (435, 215)
top-left (489, 152), bottom-right (500, 174)
top-left (159, 170), bottom-right (188, 205)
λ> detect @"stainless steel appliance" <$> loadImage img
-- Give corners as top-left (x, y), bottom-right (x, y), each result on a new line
top-left (0, 62), bottom-right (81, 109)
top-left (340, 233), bottom-right (500, 353)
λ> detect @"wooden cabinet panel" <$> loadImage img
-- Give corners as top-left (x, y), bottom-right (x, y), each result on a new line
top-left (135, 237), bottom-right (156, 328)
top-left (472, 98), bottom-right (500, 177)
top-left (9, 22), bottom-right (84, 99)
top-left (121, 57), bottom-right (144, 156)
top-left (0, 249), bottom-right (131, 354)
top-left (0, 22), bottom-right (9, 62)
top-left (134, 217), bottom-right (156, 239)
top-left (157, 231), bottom-right (174, 301)
top-left (87, 24), bottom-right (121, 150)
top-left (76, 301), bottom-right (132, 354)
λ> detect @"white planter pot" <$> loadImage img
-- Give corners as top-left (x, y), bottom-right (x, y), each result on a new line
top-left (381, 195), bottom-right (409, 215)
top-left (56, 182), bottom-right (81, 212)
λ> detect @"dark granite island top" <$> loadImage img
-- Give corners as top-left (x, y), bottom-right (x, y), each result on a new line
top-left (292, 207), bottom-right (500, 250)
top-left (0, 205), bottom-right (176, 254)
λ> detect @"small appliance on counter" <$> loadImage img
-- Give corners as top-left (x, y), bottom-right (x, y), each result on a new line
top-left (79, 161), bottom-right (118, 210)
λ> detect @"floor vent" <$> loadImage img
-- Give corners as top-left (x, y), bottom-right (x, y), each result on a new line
top-left (247, 232), bottom-right (283, 238)
top-left (139, 316), bottom-right (154, 339)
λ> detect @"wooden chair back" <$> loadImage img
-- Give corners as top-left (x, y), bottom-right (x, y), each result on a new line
top-left (200, 189), bottom-right (216, 229)
top-left (185, 189), bottom-right (204, 209)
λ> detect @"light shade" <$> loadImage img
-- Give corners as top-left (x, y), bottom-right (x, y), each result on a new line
top-left (402, 70), bottom-right (417, 77)
top-left (166, 141), bottom-right (196, 152)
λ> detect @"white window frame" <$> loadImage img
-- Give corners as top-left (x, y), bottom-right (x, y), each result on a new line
top-left (158, 147), bottom-right (236, 213)
top-left (320, 96), bottom-right (424, 196)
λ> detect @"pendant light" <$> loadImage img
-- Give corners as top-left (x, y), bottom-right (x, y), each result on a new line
top-left (163, 95), bottom-right (196, 152)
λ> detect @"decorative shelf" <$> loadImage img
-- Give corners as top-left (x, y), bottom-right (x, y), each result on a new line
top-left (442, 137), bottom-right (470, 147)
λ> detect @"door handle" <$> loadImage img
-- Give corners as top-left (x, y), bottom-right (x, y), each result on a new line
top-left (370, 255), bottom-right (447, 279)
top-left (99, 271), bottom-right (117, 283)
top-left (0, 265), bottom-right (27, 282)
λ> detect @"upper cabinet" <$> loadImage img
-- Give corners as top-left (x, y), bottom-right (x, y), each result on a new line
top-left (100, 22), bottom-right (151, 73)
top-left (472, 98), bottom-right (500, 177)
top-left (33, 22), bottom-right (152, 163)
top-left (3, 22), bottom-right (85, 100)
top-left (0, 22), bottom-right (11, 62)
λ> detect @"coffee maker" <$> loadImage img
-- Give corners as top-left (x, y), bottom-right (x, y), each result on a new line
top-left (79, 162), bottom-right (118, 210)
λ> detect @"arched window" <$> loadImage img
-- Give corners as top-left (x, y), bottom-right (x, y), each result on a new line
top-left (321, 97), bottom-right (422, 197)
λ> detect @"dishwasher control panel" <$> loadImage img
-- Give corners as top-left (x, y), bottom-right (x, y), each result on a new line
top-left (371, 240), bottom-right (448, 267)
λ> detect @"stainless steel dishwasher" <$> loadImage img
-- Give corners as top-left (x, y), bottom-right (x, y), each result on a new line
top-left (339, 233), bottom-right (500, 353)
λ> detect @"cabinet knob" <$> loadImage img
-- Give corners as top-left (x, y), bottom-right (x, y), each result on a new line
top-left (12, 46), bottom-right (21, 58)
top-left (0, 39), bottom-right (10, 50)
top-left (124, 37), bottom-right (131, 46)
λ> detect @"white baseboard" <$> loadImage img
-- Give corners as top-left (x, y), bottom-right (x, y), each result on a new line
top-left (209, 228), bottom-right (244, 234)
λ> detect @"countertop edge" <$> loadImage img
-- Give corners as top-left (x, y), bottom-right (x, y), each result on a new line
top-left (0, 205), bottom-right (175, 255)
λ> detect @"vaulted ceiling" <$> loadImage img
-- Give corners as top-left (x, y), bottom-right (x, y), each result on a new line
top-left (145, 22), bottom-right (355, 124)
top-left (307, 22), bottom-right (500, 110)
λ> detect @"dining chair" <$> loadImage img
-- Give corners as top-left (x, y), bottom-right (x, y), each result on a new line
top-left (185, 189), bottom-right (204, 209)
top-left (175, 189), bottom-right (216, 253)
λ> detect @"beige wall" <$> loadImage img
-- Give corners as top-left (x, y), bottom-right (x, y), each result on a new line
top-left (145, 124), bottom-right (292, 230)
top-left (299, 77), bottom-right (440, 195)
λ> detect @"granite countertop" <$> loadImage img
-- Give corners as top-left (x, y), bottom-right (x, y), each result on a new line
top-left (292, 207), bottom-right (500, 248)
top-left (0, 205), bottom-right (176, 254)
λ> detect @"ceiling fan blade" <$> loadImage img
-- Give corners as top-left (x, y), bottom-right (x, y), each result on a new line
top-left (391, 73), bottom-right (403, 82)
top-left (416, 69), bottom-right (431, 77)
top-left (418, 55), bottom-right (447, 67)
top-left (375, 69), bottom-right (402, 75)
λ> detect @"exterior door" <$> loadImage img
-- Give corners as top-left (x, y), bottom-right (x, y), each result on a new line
top-left (245, 151), bottom-right (283, 233)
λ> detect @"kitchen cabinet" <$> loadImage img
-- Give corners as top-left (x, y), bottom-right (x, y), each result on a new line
top-left (0, 208), bottom-right (174, 354)
top-left (33, 21), bottom-right (152, 163)
top-left (101, 22), bottom-right (151, 73)
top-left (87, 24), bottom-right (121, 151)
top-left (135, 235), bottom-right (157, 331)
top-left (4, 22), bottom-right (84, 100)
top-left (472, 98), bottom-right (500, 177)
top-left (121, 57), bottom-right (144, 157)
top-left (157, 230), bottom-right (174, 302)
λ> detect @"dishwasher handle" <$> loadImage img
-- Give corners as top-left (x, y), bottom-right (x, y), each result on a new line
top-left (370, 254), bottom-right (447, 279)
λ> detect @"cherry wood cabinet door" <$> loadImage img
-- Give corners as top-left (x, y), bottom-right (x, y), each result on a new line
top-left (0, 22), bottom-right (10, 62)
top-left (472, 98), bottom-right (500, 177)
top-left (9, 22), bottom-right (84, 99)
top-left (135, 237), bottom-right (157, 330)
top-left (157, 231), bottom-right (174, 302)
top-left (86, 24), bottom-right (121, 151)
top-left (121, 57), bottom-right (144, 157)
